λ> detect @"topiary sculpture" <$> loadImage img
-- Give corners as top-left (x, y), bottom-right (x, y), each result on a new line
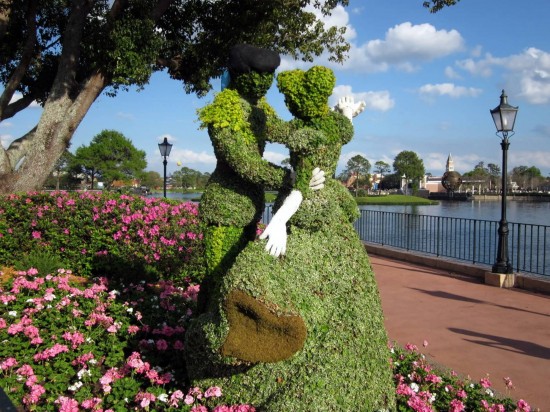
top-left (186, 66), bottom-right (396, 411)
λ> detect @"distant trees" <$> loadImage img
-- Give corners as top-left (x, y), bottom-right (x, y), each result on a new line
top-left (392, 151), bottom-right (425, 193)
top-left (172, 167), bottom-right (210, 190)
top-left (462, 162), bottom-right (544, 192)
top-left (511, 166), bottom-right (544, 191)
top-left (342, 155), bottom-right (371, 195)
top-left (70, 130), bottom-right (146, 190)
top-left (374, 160), bottom-right (391, 176)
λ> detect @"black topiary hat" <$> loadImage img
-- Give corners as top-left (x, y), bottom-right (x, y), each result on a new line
top-left (228, 44), bottom-right (280, 76)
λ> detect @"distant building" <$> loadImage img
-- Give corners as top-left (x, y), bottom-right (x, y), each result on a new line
top-left (421, 153), bottom-right (456, 194)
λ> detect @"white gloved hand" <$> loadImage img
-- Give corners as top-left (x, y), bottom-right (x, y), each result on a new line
top-left (309, 167), bottom-right (325, 191)
top-left (333, 95), bottom-right (366, 123)
top-left (260, 190), bottom-right (303, 257)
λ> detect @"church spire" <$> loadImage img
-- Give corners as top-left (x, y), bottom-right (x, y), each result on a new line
top-left (446, 153), bottom-right (454, 172)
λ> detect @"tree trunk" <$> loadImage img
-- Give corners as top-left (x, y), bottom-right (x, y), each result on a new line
top-left (0, 72), bottom-right (107, 193)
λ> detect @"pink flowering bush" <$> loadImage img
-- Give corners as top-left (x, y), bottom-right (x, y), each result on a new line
top-left (0, 266), bottom-right (255, 411)
top-left (0, 191), bottom-right (204, 281)
top-left (390, 342), bottom-right (532, 412)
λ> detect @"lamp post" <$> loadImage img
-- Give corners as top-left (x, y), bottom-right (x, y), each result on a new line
top-left (490, 90), bottom-right (518, 274)
top-left (158, 137), bottom-right (173, 198)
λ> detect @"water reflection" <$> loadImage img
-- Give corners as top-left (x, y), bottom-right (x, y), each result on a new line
top-left (361, 200), bottom-right (550, 226)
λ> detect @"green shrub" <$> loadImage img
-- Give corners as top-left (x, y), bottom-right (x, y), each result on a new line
top-left (0, 192), bottom-right (204, 282)
top-left (14, 249), bottom-right (67, 276)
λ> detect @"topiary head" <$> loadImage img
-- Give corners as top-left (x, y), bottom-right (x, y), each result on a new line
top-left (227, 44), bottom-right (280, 101)
top-left (276, 66), bottom-right (335, 120)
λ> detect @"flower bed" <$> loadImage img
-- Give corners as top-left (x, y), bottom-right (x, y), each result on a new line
top-left (0, 191), bottom-right (204, 282)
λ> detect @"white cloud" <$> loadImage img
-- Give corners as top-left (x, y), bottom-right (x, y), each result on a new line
top-left (116, 112), bottom-right (136, 120)
top-left (0, 121), bottom-right (13, 128)
top-left (281, 11), bottom-right (465, 74)
top-left (263, 150), bottom-right (288, 165)
top-left (344, 22), bottom-right (464, 73)
top-left (170, 148), bottom-right (216, 165)
top-left (331, 85), bottom-right (395, 112)
top-left (306, 4), bottom-right (356, 42)
top-left (444, 66), bottom-right (461, 80)
top-left (455, 48), bottom-right (550, 104)
top-left (9, 92), bottom-right (40, 108)
top-left (418, 83), bottom-right (482, 98)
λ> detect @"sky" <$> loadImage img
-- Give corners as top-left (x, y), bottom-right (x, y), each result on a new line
top-left (2, 0), bottom-right (550, 179)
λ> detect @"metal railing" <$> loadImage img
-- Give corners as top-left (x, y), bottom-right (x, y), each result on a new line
top-left (262, 206), bottom-right (549, 277)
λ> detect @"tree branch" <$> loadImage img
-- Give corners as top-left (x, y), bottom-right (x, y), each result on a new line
top-left (0, 0), bottom-right (38, 119)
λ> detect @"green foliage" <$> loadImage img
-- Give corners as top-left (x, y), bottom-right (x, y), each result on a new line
top-left (0, 192), bottom-right (203, 282)
top-left (393, 150), bottom-right (426, 192)
top-left (276, 66), bottom-right (335, 120)
top-left (108, 18), bottom-right (163, 90)
top-left (71, 130), bottom-right (147, 190)
top-left (356, 194), bottom-right (437, 205)
top-left (423, 0), bottom-right (461, 13)
top-left (14, 250), bottom-right (66, 276)
top-left (230, 72), bottom-right (274, 101)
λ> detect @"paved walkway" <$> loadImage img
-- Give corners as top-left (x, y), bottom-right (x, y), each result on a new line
top-left (370, 254), bottom-right (550, 410)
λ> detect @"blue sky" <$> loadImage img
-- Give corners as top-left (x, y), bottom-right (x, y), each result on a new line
top-left (2, 0), bottom-right (550, 178)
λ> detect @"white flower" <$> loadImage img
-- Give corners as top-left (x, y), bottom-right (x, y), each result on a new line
top-left (26, 299), bottom-right (34, 303)
top-left (89, 359), bottom-right (97, 365)
top-left (158, 394), bottom-right (168, 403)
top-left (110, 290), bottom-right (120, 295)
top-left (77, 368), bottom-right (91, 379)
top-left (126, 308), bottom-right (133, 314)
top-left (430, 393), bottom-right (436, 402)
top-left (410, 383), bottom-right (420, 393)
top-left (486, 388), bottom-right (494, 397)
top-left (68, 381), bottom-right (83, 391)
top-left (7, 311), bottom-right (17, 317)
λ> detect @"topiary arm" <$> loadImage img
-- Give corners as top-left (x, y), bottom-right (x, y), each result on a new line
top-left (211, 126), bottom-right (290, 190)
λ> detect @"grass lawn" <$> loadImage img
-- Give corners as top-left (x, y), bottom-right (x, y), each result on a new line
top-left (355, 194), bottom-right (438, 206)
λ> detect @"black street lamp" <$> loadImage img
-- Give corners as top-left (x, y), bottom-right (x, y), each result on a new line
top-left (490, 90), bottom-right (518, 274)
top-left (158, 137), bottom-right (173, 198)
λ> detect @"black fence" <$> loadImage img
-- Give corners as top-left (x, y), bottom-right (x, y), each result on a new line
top-left (262, 206), bottom-right (549, 277)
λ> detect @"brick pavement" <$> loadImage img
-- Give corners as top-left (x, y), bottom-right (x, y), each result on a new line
top-left (370, 254), bottom-right (550, 410)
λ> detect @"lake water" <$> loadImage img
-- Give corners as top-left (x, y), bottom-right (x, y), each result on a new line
top-left (360, 200), bottom-right (550, 226)
top-left (155, 192), bottom-right (550, 226)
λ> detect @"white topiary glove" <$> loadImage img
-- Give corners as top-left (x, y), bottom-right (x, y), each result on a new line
top-left (260, 190), bottom-right (303, 257)
top-left (309, 167), bottom-right (325, 191)
top-left (333, 96), bottom-right (366, 123)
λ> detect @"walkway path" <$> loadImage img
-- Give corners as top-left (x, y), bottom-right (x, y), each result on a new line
top-left (370, 254), bottom-right (550, 410)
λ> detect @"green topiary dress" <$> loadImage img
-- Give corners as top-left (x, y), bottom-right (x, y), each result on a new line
top-left (186, 66), bottom-right (396, 411)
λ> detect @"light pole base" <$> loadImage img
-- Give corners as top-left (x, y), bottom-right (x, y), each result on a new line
top-left (485, 272), bottom-right (515, 289)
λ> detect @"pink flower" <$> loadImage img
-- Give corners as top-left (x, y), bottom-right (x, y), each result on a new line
top-left (504, 376), bottom-right (514, 389)
top-left (156, 339), bottom-right (169, 350)
top-left (450, 399), bottom-right (465, 412)
top-left (0, 357), bottom-right (18, 370)
top-left (169, 390), bottom-right (184, 407)
top-left (423, 339), bottom-right (429, 347)
top-left (480, 377), bottom-right (492, 388)
top-left (191, 406), bottom-right (208, 412)
top-left (23, 384), bottom-right (45, 405)
top-left (516, 399), bottom-right (531, 412)
top-left (32, 231), bottom-right (41, 239)
top-left (205, 386), bottom-right (222, 398)
top-left (33, 343), bottom-right (69, 361)
top-left (55, 396), bottom-right (79, 412)
top-left (135, 392), bottom-right (156, 408)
